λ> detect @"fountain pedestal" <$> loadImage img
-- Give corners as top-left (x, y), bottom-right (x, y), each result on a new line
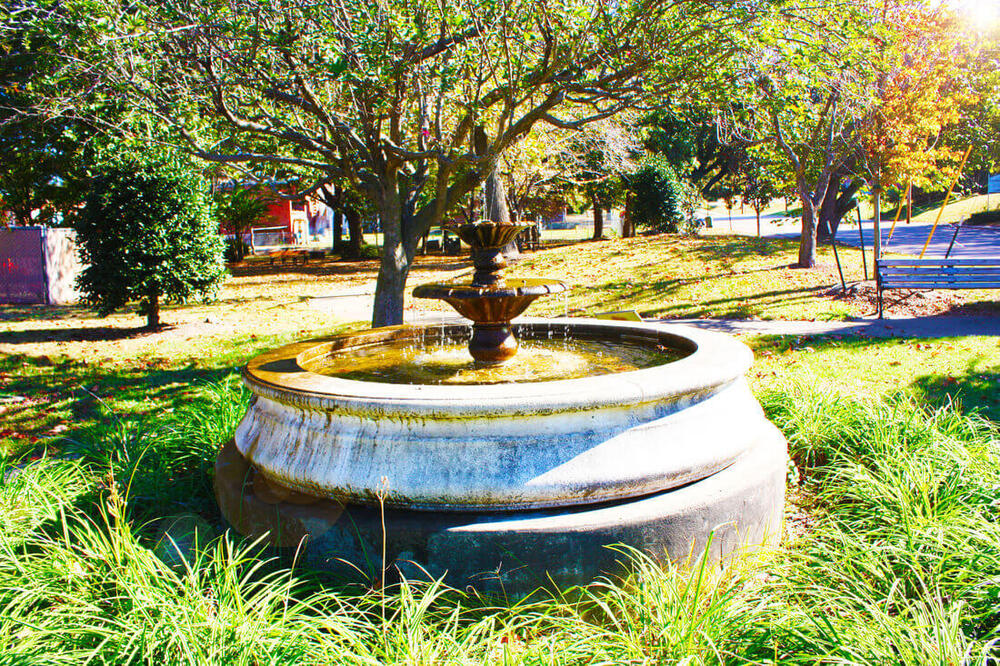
top-left (412, 222), bottom-right (565, 363)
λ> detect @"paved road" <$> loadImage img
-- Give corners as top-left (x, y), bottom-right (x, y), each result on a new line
top-left (717, 212), bottom-right (1000, 258)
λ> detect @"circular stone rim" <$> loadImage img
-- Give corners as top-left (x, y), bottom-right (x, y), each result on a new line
top-left (242, 318), bottom-right (753, 418)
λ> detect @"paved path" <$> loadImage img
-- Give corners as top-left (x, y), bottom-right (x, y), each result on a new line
top-left (308, 292), bottom-right (999, 338)
top-left (659, 316), bottom-right (1000, 338)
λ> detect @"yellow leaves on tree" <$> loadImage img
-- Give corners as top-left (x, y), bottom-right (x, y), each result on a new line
top-left (872, 4), bottom-right (982, 190)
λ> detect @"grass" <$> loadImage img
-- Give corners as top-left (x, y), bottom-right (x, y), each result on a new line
top-left (1, 376), bottom-right (998, 663)
top-left (749, 334), bottom-right (1000, 421)
top-left (510, 233), bottom-right (938, 320)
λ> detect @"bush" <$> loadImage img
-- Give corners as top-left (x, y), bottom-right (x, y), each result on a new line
top-left (75, 159), bottom-right (226, 328)
top-left (625, 158), bottom-right (696, 233)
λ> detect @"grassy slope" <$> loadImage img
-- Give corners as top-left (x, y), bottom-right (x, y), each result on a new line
top-left (514, 234), bottom-right (869, 320)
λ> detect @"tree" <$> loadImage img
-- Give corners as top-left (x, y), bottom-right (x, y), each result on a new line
top-left (869, 6), bottom-right (987, 196)
top-left (738, 148), bottom-right (785, 237)
top-left (723, 1), bottom-right (986, 266)
top-left (721, 2), bottom-right (883, 267)
top-left (75, 160), bottom-right (226, 328)
top-left (0, 20), bottom-right (90, 226)
top-left (642, 109), bottom-right (747, 198)
top-left (19, 0), bottom-right (768, 326)
top-left (216, 188), bottom-right (275, 261)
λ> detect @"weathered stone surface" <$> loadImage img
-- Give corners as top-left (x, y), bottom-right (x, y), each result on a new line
top-left (215, 426), bottom-right (786, 595)
top-left (235, 319), bottom-right (772, 511)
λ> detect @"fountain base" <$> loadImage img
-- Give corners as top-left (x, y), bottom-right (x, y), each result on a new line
top-left (215, 426), bottom-right (786, 596)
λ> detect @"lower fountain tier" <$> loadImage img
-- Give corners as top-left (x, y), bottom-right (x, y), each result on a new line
top-left (216, 427), bottom-right (786, 596)
top-left (234, 319), bottom-right (772, 511)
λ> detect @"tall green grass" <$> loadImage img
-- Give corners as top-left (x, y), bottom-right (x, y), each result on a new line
top-left (1, 383), bottom-right (998, 663)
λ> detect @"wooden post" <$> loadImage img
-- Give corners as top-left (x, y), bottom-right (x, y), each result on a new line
top-left (857, 207), bottom-right (868, 281)
top-left (906, 180), bottom-right (912, 225)
top-left (873, 181), bottom-right (882, 268)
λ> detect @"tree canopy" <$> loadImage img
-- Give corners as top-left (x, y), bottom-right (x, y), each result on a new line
top-left (15, 0), bottom-right (769, 324)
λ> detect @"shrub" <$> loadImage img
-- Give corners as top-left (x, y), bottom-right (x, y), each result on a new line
top-left (75, 159), bottom-right (226, 328)
top-left (625, 158), bottom-right (695, 233)
top-left (223, 237), bottom-right (252, 263)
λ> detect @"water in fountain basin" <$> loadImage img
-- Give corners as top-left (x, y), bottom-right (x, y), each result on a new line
top-left (312, 336), bottom-right (682, 385)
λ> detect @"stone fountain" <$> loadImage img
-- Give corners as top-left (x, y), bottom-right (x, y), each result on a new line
top-left (215, 222), bottom-right (786, 594)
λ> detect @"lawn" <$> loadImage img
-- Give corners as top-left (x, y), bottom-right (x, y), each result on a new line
top-left (1, 232), bottom-right (998, 662)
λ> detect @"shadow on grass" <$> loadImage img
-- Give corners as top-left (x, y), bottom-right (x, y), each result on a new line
top-left (229, 255), bottom-right (469, 278)
top-left (2, 352), bottom-right (251, 524)
top-left (750, 333), bottom-right (1000, 421)
top-left (0, 352), bottom-right (239, 455)
top-left (912, 369), bottom-right (1000, 423)
top-left (0, 303), bottom-right (94, 322)
top-left (0, 325), bottom-right (167, 344)
top-left (685, 235), bottom-right (797, 264)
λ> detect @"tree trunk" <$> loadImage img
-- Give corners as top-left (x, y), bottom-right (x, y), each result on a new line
top-left (816, 173), bottom-right (841, 241)
top-left (621, 200), bottom-right (635, 238)
top-left (233, 224), bottom-right (248, 261)
top-left (332, 210), bottom-right (344, 253)
top-left (591, 191), bottom-right (604, 240)
top-left (344, 207), bottom-right (363, 259)
top-left (797, 195), bottom-right (818, 268)
top-left (371, 189), bottom-right (413, 327)
top-left (817, 175), bottom-right (862, 242)
top-left (484, 166), bottom-right (520, 260)
top-left (145, 290), bottom-right (160, 329)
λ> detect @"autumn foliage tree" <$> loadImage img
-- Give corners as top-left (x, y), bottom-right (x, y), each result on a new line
top-left (723, 1), bottom-right (985, 267)
top-left (867, 5), bottom-right (982, 199)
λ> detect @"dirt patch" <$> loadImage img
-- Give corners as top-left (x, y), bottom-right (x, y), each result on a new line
top-left (825, 281), bottom-right (1000, 318)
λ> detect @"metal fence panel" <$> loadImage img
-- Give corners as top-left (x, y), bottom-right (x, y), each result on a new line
top-left (0, 227), bottom-right (46, 304)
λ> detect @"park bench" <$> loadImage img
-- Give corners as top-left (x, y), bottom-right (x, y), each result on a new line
top-left (266, 248), bottom-right (310, 266)
top-left (876, 257), bottom-right (1000, 317)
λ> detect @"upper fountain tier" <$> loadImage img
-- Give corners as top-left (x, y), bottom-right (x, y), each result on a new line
top-left (413, 222), bottom-right (566, 363)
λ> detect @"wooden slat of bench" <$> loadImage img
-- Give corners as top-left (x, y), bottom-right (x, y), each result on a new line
top-left (879, 258), bottom-right (1000, 267)
top-left (879, 269), bottom-right (1000, 279)
top-left (882, 275), bottom-right (1000, 283)
top-left (882, 279), bottom-right (1000, 286)
top-left (881, 265), bottom-right (1000, 272)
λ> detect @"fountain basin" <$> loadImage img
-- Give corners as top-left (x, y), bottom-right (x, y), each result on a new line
top-left (232, 318), bottom-right (780, 512)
